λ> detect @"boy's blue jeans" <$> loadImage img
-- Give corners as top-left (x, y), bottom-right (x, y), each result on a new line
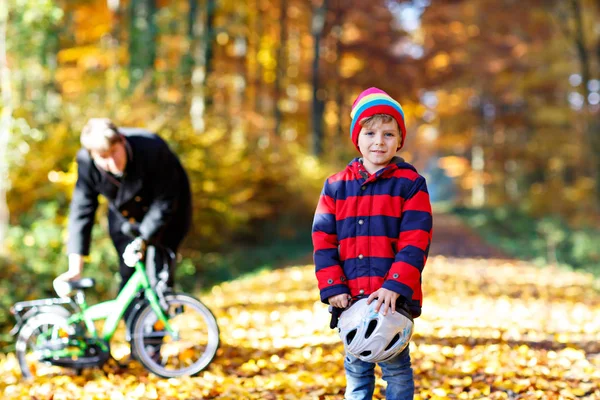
top-left (344, 347), bottom-right (414, 400)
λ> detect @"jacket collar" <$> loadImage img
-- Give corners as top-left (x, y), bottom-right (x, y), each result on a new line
top-left (114, 136), bottom-right (143, 206)
top-left (348, 156), bottom-right (414, 183)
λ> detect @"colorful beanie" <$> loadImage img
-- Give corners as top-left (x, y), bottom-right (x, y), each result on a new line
top-left (350, 87), bottom-right (406, 151)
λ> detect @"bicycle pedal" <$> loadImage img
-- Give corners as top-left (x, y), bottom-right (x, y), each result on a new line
top-left (170, 305), bottom-right (184, 316)
top-left (110, 351), bottom-right (136, 367)
top-left (113, 357), bottom-right (133, 369)
top-left (175, 305), bottom-right (184, 315)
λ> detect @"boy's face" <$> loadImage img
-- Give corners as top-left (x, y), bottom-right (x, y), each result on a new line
top-left (357, 119), bottom-right (401, 174)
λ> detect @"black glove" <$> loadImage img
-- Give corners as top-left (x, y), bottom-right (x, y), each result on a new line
top-left (329, 305), bottom-right (344, 329)
top-left (121, 221), bottom-right (141, 238)
top-left (395, 297), bottom-right (412, 320)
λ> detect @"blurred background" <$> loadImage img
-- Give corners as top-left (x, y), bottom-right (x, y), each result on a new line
top-left (0, 0), bottom-right (599, 340)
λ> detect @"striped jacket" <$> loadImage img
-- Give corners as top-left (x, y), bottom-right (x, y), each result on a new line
top-left (312, 157), bottom-right (433, 318)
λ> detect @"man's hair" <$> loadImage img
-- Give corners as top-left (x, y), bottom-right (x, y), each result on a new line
top-left (359, 114), bottom-right (396, 129)
top-left (80, 118), bottom-right (122, 152)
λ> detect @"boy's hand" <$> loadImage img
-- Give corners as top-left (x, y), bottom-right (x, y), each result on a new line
top-left (329, 293), bottom-right (351, 308)
top-left (367, 288), bottom-right (399, 316)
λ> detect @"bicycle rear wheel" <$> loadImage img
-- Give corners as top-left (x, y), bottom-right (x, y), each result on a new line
top-left (16, 312), bottom-right (75, 379)
top-left (130, 293), bottom-right (219, 378)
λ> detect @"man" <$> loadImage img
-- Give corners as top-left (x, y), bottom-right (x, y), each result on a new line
top-left (57, 118), bottom-right (192, 292)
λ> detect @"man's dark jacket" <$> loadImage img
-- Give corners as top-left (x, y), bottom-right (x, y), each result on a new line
top-left (67, 129), bottom-right (192, 256)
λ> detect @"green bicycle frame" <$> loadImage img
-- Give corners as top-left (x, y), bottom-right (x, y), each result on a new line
top-left (67, 260), bottom-right (175, 342)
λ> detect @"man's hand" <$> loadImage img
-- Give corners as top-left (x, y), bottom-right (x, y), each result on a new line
top-left (56, 270), bottom-right (81, 282)
top-left (123, 237), bottom-right (146, 267)
top-left (55, 253), bottom-right (85, 298)
top-left (328, 293), bottom-right (351, 308)
top-left (53, 277), bottom-right (73, 298)
top-left (367, 288), bottom-right (399, 316)
top-left (57, 254), bottom-right (85, 282)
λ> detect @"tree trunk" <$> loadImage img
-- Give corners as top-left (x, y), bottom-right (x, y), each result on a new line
top-left (471, 143), bottom-right (485, 208)
top-left (274, 0), bottom-right (288, 136)
top-left (571, 0), bottom-right (591, 100)
top-left (190, 0), bottom-right (215, 133)
top-left (254, 3), bottom-right (265, 115)
top-left (570, 0), bottom-right (599, 203)
top-left (181, 0), bottom-right (198, 77)
top-left (128, 0), bottom-right (157, 91)
top-left (595, 1), bottom-right (600, 205)
top-left (332, 0), bottom-right (346, 159)
top-left (472, 97), bottom-right (493, 208)
top-left (107, 1), bottom-right (122, 117)
top-left (311, 0), bottom-right (328, 156)
top-left (0, 1), bottom-right (12, 254)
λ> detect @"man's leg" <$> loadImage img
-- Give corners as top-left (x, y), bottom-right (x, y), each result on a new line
top-left (158, 225), bottom-right (188, 291)
top-left (113, 237), bottom-right (137, 319)
top-left (344, 353), bottom-right (376, 400)
top-left (105, 235), bottom-right (142, 361)
top-left (380, 347), bottom-right (414, 400)
top-left (134, 245), bottom-right (178, 364)
top-left (144, 245), bottom-right (176, 291)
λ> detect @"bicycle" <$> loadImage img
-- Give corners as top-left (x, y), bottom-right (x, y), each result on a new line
top-left (10, 239), bottom-right (220, 379)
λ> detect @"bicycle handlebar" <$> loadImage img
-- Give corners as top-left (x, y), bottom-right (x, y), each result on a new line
top-left (119, 221), bottom-right (176, 259)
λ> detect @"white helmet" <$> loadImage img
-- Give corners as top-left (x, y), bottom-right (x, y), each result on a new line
top-left (337, 298), bottom-right (413, 363)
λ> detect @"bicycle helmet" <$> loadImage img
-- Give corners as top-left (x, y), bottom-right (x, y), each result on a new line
top-left (337, 298), bottom-right (413, 363)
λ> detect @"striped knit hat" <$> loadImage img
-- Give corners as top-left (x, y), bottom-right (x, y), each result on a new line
top-left (350, 87), bottom-right (406, 151)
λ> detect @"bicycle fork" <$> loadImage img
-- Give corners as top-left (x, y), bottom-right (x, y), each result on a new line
top-left (144, 289), bottom-right (179, 340)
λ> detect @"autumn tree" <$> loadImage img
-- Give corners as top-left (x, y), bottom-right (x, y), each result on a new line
top-left (551, 0), bottom-right (600, 204)
top-left (0, 1), bottom-right (10, 254)
top-left (415, 0), bottom-right (598, 222)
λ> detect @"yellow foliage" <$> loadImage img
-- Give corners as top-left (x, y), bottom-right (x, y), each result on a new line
top-left (438, 156), bottom-right (470, 178)
top-left (2, 256), bottom-right (600, 398)
top-left (339, 55), bottom-right (364, 79)
top-left (528, 177), bottom-right (597, 221)
top-left (341, 22), bottom-right (361, 44)
top-left (428, 53), bottom-right (450, 71)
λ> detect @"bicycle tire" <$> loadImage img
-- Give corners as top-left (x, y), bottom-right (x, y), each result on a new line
top-left (130, 292), bottom-right (219, 378)
top-left (16, 312), bottom-right (75, 379)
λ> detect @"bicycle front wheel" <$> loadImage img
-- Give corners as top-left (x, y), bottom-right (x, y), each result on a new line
top-left (131, 293), bottom-right (220, 378)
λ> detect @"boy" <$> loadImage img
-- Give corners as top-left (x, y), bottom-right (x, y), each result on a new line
top-left (312, 87), bottom-right (433, 399)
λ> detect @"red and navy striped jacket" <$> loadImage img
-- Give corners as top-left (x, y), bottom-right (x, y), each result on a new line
top-left (312, 157), bottom-right (433, 318)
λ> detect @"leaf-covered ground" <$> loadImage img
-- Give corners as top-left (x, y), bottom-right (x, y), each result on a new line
top-left (2, 214), bottom-right (600, 399)
top-left (1, 257), bottom-right (599, 399)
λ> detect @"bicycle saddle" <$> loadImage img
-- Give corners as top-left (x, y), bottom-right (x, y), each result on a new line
top-left (68, 278), bottom-right (96, 290)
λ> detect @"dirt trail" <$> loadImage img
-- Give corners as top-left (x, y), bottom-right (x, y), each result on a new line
top-left (429, 212), bottom-right (511, 259)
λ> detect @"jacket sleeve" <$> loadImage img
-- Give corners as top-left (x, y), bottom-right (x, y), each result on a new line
top-left (312, 179), bottom-right (350, 303)
top-left (382, 176), bottom-right (432, 304)
top-left (67, 153), bottom-right (99, 255)
top-left (138, 144), bottom-right (182, 241)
